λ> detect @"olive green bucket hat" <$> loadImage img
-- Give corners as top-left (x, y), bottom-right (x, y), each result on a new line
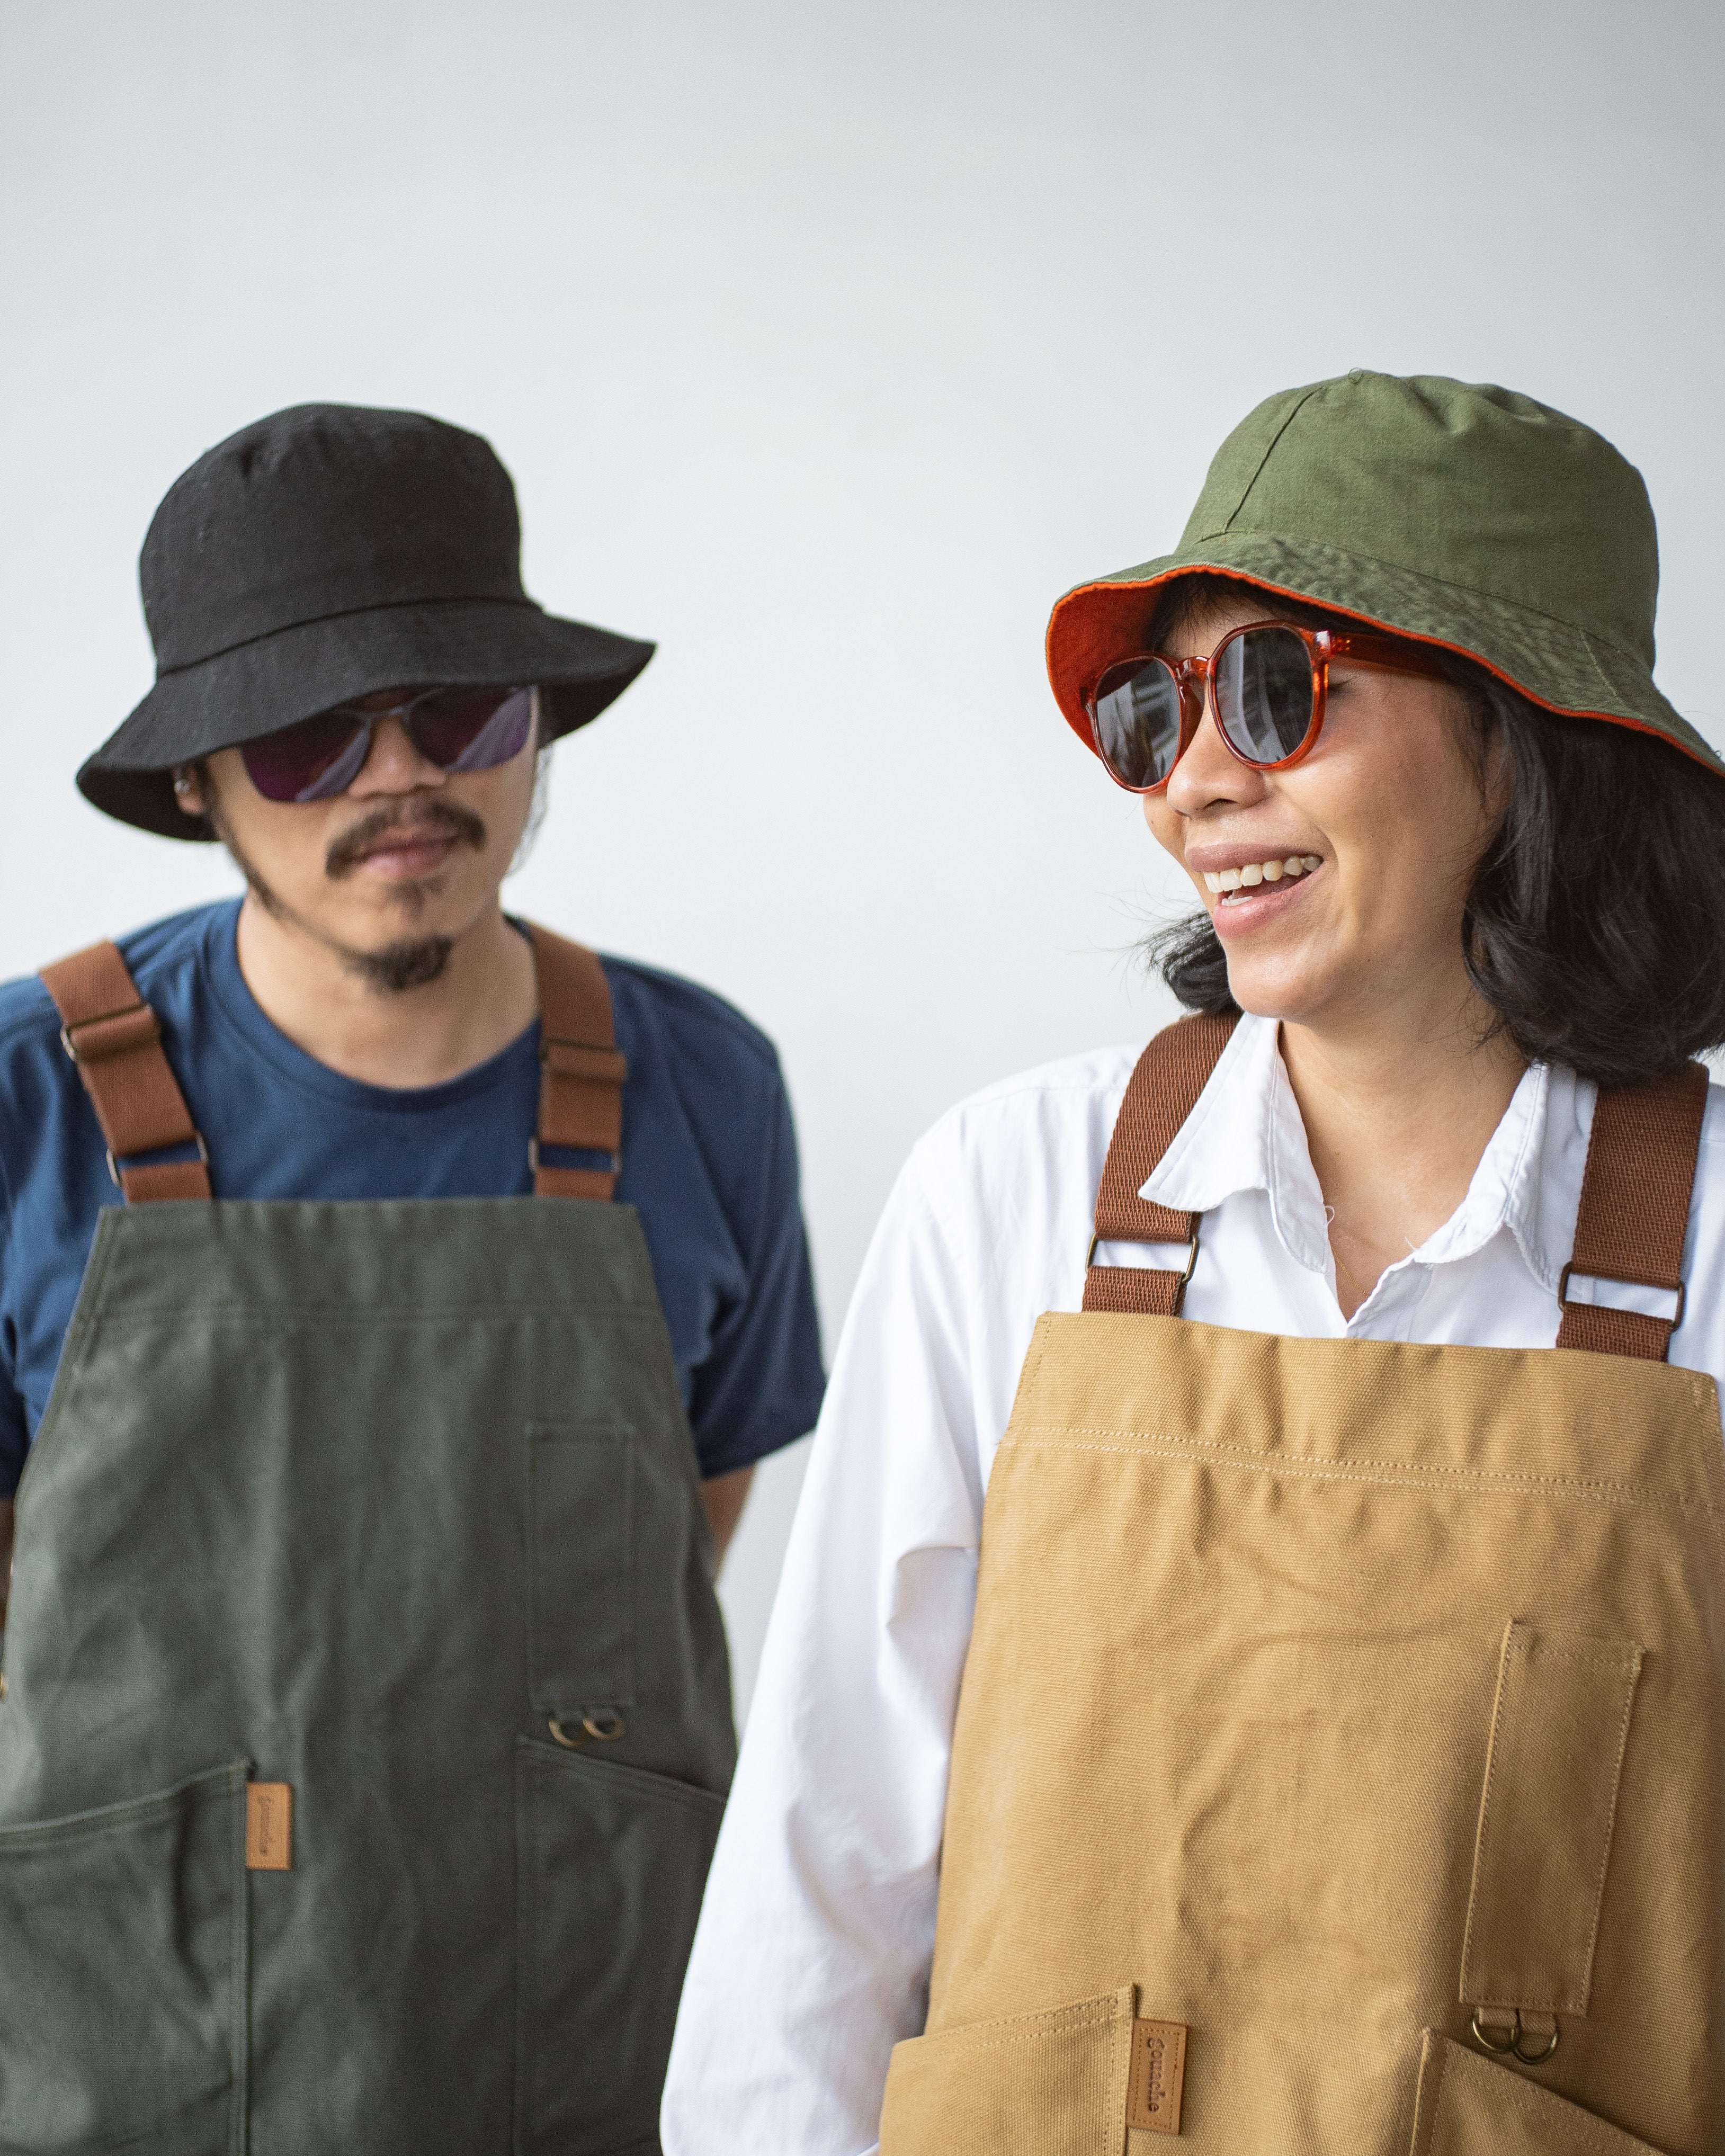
top-left (1045, 369), bottom-right (1723, 779)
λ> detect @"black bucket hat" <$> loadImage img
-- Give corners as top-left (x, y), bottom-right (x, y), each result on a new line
top-left (80, 402), bottom-right (656, 838)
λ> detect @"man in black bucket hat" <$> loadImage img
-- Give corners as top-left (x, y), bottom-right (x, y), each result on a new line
top-left (0, 404), bottom-right (823, 2153)
top-left (79, 402), bottom-right (665, 833)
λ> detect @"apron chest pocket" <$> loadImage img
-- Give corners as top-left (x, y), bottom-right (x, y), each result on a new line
top-left (525, 1422), bottom-right (637, 1725)
top-left (513, 1738), bottom-right (723, 2155)
top-left (0, 1759), bottom-right (247, 2154)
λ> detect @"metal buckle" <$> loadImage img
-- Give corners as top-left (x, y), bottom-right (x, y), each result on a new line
top-left (527, 1137), bottom-right (622, 1176)
top-left (105, 1130), bottom-right (209, 1191)
top-left (1557, 1260), bottom-right (1685, 1331)
top-left (1085, 1224), bottom-right (1201, 1285)
top-left (1471, 2008), bottom-right (1560, 2065)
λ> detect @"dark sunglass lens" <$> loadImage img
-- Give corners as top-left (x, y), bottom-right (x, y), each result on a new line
top-left (409, 686), bottom-right (533, 772)
top-left (240, 709), bottom-right (371, 802)
top-left (1213, 627), bottom-right (1314, 764)
top-left (1091, 659), bottom-right (1185, 788)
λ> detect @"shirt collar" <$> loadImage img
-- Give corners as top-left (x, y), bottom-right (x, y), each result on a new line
top-left (1141, 1011), bottom-right (1564, 1283)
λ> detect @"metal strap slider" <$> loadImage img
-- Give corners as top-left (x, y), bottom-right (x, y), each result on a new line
top-left (528, 1137), bottom-right (622, 1177)
top-left (1557, 1260), bottom-right (1685, 1330)
top-left (105, 1131), bottom-right (210, 1191)
top-left (1085, 1225), bottom-right (1201, 1284)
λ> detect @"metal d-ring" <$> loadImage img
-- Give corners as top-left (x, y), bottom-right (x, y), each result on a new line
top-left (1471, 2009), bottom-right (1559, 2065)
top-left (547, 1710), bottom-right (628, 1750)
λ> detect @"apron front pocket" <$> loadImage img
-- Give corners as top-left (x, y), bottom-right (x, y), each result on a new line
top-left (513, 1737), bottom-right (723, 2155)
top-left (1410, 2032), bottom-right (1668, 2154)
top-left (879, 1987), bottom-right (1138, 2155)
top-left (0, 1759), bottom-right (247, 2155)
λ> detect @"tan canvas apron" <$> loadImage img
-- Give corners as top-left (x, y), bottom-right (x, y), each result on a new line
top-left (879, 1016), bottom-right (1722, 2156)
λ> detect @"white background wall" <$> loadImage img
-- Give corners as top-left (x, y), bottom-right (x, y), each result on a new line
top-left (2, 1), bottom-right (1721, 1715)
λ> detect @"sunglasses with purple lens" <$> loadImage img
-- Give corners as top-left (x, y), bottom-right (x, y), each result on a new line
top-left (239, 685), bottom-right (535, 804)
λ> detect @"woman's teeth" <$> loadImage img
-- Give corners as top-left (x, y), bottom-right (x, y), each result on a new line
top-left (1203, 854), bottom-right (1322, 894)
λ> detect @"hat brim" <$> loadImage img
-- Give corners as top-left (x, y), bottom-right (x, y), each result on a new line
top-left (79, 596), bottom-right (656, 839)
top-left (1046, 531), bottom-right (1725, 781)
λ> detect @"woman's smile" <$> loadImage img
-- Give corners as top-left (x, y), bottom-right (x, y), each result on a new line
top-left (1182, 843), bottom-right (1329, 934)
top-left (1200, 852), bottom-right (1324, 895)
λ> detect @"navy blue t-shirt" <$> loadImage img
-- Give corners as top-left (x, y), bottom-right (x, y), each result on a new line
top-left (0, 901), bottom-right (825, 1495)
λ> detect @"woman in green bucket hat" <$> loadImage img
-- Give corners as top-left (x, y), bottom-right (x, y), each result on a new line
top-left (665, 375), bottom-right (1725, 2155)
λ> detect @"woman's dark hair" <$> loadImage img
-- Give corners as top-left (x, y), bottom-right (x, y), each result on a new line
top-left (1144, 573), bottom-right (1725, 1087)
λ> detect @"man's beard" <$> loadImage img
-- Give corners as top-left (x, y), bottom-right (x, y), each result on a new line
top-left (345, 934), bottom-right (457, 993)
top-left (210, 789), bottom-right (488, 996)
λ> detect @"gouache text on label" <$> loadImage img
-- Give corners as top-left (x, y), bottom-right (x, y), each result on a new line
top-left (1127, 2017), bottom-right (1187, 2135)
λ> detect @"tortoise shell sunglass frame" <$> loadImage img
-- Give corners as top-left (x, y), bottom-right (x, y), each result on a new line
top-left (1080, 620), bottom-right (1454, 794)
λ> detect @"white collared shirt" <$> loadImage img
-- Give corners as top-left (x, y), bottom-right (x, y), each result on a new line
top-left (662, 1016), bottom-right (1725, 2156)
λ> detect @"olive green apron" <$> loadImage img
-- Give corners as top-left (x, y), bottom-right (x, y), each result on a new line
top-left (880, 1019), bottom-right (1722, 2156)
top-left (0, 929), bottom-right (734, 2156)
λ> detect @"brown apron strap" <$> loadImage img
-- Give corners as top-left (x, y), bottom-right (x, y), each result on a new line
top-left (1556, 1061), bottom-right (1709, 1361)
top-left (526, 923), bottom-right (627, 1202)
top-left (38, 941), bottom-right (212, 1202)
top-left (43, 925), bottom-right (627, 1207)
top-left (1082, 1012), bottom-right (1239, 1316)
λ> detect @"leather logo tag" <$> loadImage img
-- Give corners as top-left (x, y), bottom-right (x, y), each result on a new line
top-left (245, 1782), bottom-right (293, 1871)
top-left (1127, 2017), bottom-right (1187, 2135)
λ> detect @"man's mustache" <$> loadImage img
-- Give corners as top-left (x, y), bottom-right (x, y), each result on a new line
top-left (325, 801), bottom-right (488, 879)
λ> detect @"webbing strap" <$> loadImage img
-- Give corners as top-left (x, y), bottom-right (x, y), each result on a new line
top-left (1081, 1012), bottom-right (1238, 1317)
top-left (40, 942), bottom-right (212, 1202)
top-left (1085, 1012), bottom-right (1708, 1361)
top-left (526, 923), bottom-right (627, 1202)
top-left (40, 924), bottom-right (628, 1207)
top-left (1555, 1061), bottom-right (1709, 1362)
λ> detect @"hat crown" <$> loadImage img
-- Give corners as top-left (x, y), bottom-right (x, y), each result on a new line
top-left (141, 404), bottom-right (527, 673)
top-left (1179, 371), bottom-right (1659, 668)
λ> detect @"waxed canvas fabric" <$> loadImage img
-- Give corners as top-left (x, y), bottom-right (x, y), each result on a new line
top-left (1044, 370), bottom-right (1724, 778)
top-left (0, 1196), bottom-right (735, 2155)
top-left (79, 403), bottom-right (656, 839)
top-left (878, 1313), bottom-right (1725, 2156)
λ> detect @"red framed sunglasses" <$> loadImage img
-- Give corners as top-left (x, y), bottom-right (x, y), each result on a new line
top-left (1080, 621), bottom-right (1452, 794)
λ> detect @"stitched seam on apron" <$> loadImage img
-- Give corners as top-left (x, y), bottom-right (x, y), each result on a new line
top-left (1454, 2045), bottom-right (1630, 2150)
top-left (1504, 1647), bottom-right (1638, 1669)
top-left (1006, 1430), bottom-right (1720, 1514)
top-left (227, 1762), bottom-right (248, 2156)
top-left (1003, 1318), bottom-right (1056, 1434)
top-left (1465, 1647), bottom-right (1516, 2007)
top-left (1574, 1646), bottom-right (1639, 2012)
top-left (19, 1215), bottom-right (132, 1509)
top-left (1434, 2041), bottom-right (1453, 2121)
top-left (920, 2005), bottom-right (1118, 2050)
